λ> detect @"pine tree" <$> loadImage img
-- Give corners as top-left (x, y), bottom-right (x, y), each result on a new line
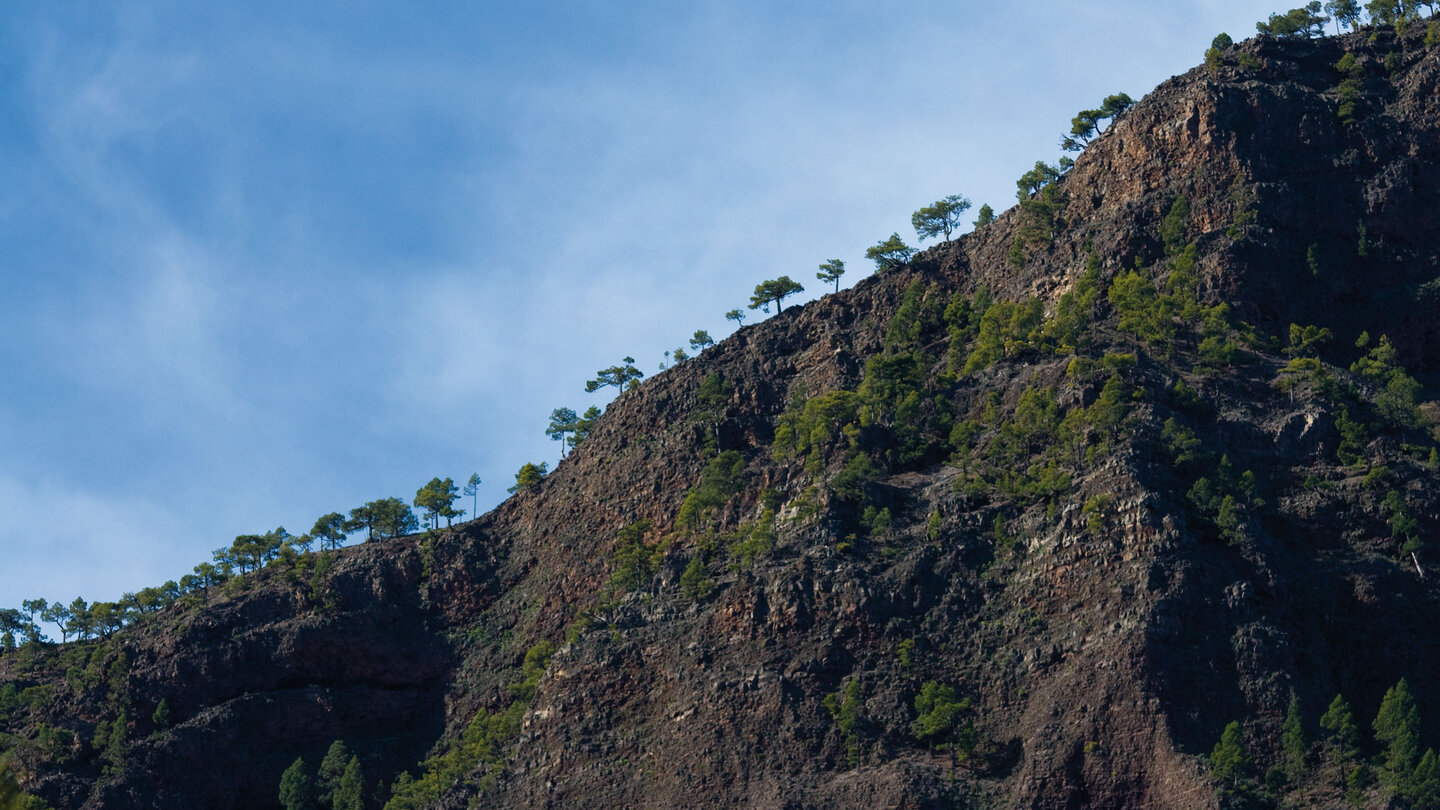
top-left (462, 474), bottom-right (481, 519)
top-left (911, 195), bottom-right (971, 242)
top-left (152, 698), bottom-right (171, 730)
top-left (1, 755), bottom-right (28, 810)
top-left (343, 499), bottom-right (417, 541)
top-left (317, 740), bottom-right (350, 808)
top-left (689, 330), bottom-right (715, 353)
top-left (585, 357), bottom-right (644, 392)
top-left (748, 276), bottom-right (806, 314)
top-left (974, 203), bottom-right (995, 228)
top-left (279, 757), bottom-right (316, 810)
top-left (545, 408), bottom-right (579, 458)
top-left (507, 462), bottom-right (548, 493)
top-left (347, 497), bottom-right (417, 540)
top-left (1326, 0), bottom-right (1362, 31)
top-left (1320, 693), bottom-right (1359, 758)
top-left (1412, 748), bottom-right (1440, 805)
top-left (911, 681), bottom-right (970, 746)
top-left (864, 233), bottom-right (915, 272)
top-left (1061, 93), bottom-right (1134, 151)
top-left (816, 259), bottom-right (845, 292)
top-left (572, 406), bottom-right (602, 446)
top-left (310, 513), bottom-right (347, 551)
top-left (1160, 195), bottom-right (1190, 255)
top-left (1283, 690), bottom-right (1307, 779)
top-left (330, 757), bottom-right (364, 810)
top-left (413, 477), bottom-right (460, 530)
top-left (1374, 678), bottom-right (1422, 790)
top-left (1210, 721), bottom-right (1250, 784)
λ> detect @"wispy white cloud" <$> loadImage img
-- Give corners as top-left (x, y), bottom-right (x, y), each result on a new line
top-left (55, 232), bottom-right (228, 408)
top-left (0, 472), bottom-right (189, 607)
top-left (0, 0), bottom-right (1278, 607)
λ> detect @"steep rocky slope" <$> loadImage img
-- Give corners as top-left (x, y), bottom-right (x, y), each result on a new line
top-left (4, 25), bottom-right (1440, 810)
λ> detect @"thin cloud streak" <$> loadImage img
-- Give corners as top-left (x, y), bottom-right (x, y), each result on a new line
top-left (1, 1), bottom-right (1274, 608)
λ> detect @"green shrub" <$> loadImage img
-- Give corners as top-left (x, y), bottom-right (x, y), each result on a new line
top-left (963, 298), bottom-right (1044, 373)
top-left (1196, 335), bottom-right (1240, 372)
top-left (1160, 196), bottom-right (1190, 255)
top-left (831, 452), bottom-right (880, 502)
top-left (1170, 379), bottom-right (1204, 413)
top-left (1382, 490), bottom-right (1421, 553)
top-left (1039, 266), bottom-right (1103, 354)
top-left (18, 686), bottom-right (51, 711)
top-left (897, 638), bottom-right (915, 670)
top-left (278, 757), bottom-right (314, 810)
top-left (884, 282), bottom-right (946, 351)
top-left (1082, 495), bottom-right (1111, 534)
top-left (507, 641), bottom-right (555, 701)
top-left (151, 699), bottom-right (171, 730)
top-left (772, 390), bottom-right (862, 461)
top-left (383, 700), bottom-right (526, 808)
top-left (1087, 374), bottom-right (1134, 441)
top-left (949, 419), bottom-right (983, 458)
top-left (1336, 406), bottom-right (1368, 466)
top-left (0, 683), bottom-right (17, 724)
top-left (731, 510), bottom-right (777, 568)
top-left (1282, 690), bottom-right (1306, 781)
top-left (1, 753), bottom-right (49, 808)
top-left (1108, 268), bottom-right (1176, 348)
top-left (1227, 171), bottom-right (1257, 237)
top-left (33, 724), bottom-right (75, 764)
top-left (95, 708), bottom-right (127, 776)
top-left (944, 287), bottom-right (990, 354)
top-left (1014, 161), bottom-right (1066, 250)
top-left (949, 384), bottom-right (1081, 503)
top-left (858, 353), bottom-right (926, 425)
top-left (1276, 356), bottom-right (1341, 400)
top-left (609, 520), bottom-right (661, 593)
top-left (1351, 335), bottom-right (1426, 429)
top-left (1362, 465), bottom-right (1389, 490)
top-left (911, 681), bottom-right (975, 758)
top-left (860, 506), bottom-right (892, 537)
top-left (990, 515), bottom-right (1017, 556)
top-left (1320, 693), bottom-right (1359, 758)
top-left (1210, 720), bottom-right (1250, 784)
top-left (1008, 235), bottom-right (1027, 268)
top-left (1336, 52), bottom-right (1365, 124)
top-left (823, 680), bottom-right (864, 767)
top-left (676, 451), bottom-right (746, 530)
top-left (679, 555), bottom-right (713, 600)
top-left (1162, 418), bottom-right (1204, 466)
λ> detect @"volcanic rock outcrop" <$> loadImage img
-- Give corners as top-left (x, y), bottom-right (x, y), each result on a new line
top-left (4, 25), bottom-right (1440, 810)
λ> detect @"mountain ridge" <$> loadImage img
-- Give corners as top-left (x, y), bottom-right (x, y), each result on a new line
top-left (5, 21), bottom-right (1440, 810)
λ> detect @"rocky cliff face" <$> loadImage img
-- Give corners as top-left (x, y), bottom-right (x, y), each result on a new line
top-left (4, 26), bottom-right (1440, 810)
top-left (957, 29), bottom-right (1440, 374)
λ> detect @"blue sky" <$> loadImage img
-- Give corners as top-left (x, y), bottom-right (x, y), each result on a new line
top-left (0, 1), bottom-right (1273, 610)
